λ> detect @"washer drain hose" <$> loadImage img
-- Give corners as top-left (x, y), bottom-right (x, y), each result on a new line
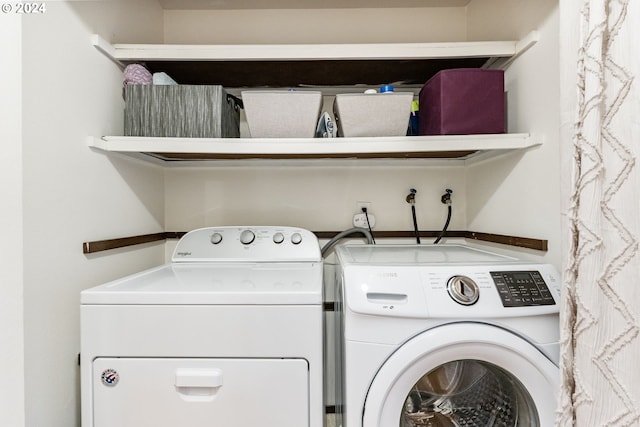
top-left (321, 227), bottom-right (374, 258)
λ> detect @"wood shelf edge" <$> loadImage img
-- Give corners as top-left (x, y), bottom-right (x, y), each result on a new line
top-left (83, 230), bottom-right (547, 254)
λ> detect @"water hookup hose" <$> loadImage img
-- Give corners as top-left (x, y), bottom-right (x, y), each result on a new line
top-left (434, 189), bottom-right (453, 244)
top-left (406, 188), bottom-right (420, 244)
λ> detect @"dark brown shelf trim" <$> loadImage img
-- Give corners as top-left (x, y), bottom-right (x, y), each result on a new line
top-left (83, 230), bottom-right (546, 254)
top-left (148, 150), bottom-right (477, 161)
top-left (83, 232), bottom-right (169, 254)
top-left (465, 231), bottom-right (548, 251)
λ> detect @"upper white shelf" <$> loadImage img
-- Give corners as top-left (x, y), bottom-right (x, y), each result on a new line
top-left (89, 134), bottom-right (540, 164)
top-left (95, 37), bottom-right (524, 62)
top-left (91, 32), bottom-right (537, 88)
top-left (90, 34), bottom-right (540, 164)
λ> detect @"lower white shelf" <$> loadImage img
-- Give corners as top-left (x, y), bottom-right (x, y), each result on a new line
top-left (88, 133), bottom-right (539, 164)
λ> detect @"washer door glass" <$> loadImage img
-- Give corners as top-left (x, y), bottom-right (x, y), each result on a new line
top-left (362, 323), bottom-right (558, 427)
top-left (401, 359), bottom-right (538, 427)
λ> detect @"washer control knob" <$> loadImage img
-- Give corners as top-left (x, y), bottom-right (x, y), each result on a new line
top-left (210, 232), bottom-right (223, 245)
top-left (447, 275), bottom-right (480, 305)
top-left (291, 232), bottom-right (302, 245)
top-left (273, 232), bottom-right (285, 244)
top-left (240, 229), bottom-right (256, 245)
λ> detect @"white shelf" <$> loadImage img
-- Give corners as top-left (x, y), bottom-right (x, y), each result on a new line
top-left (95, 38), bottom-right (523, 62)
top-left (89, 134), bottom-right (539, 164)
top-left (91, 32), bottom-right (538, 88)
top-left (90, 34), bottom-right (540, 165)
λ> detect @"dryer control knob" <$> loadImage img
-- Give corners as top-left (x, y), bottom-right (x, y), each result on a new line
top-left (291, 232), bottom-right (302, 245)
top-left (273, 232), bottom-right (285, 244)
top-left (210, 232), bottom-right (223, 244)
top-left (447, 275), bottom-right (480, 305)
top-left (240, 229), bottom-right (256, 245)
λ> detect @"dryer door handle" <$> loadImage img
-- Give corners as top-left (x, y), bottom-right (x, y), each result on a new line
top-left (175, 368), bottom-right (223, 387)
top-left (175, 368), bottom-right (223, 401)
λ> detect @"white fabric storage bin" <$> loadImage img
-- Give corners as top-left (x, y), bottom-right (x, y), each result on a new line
top-left (333, 92), bottom-right (413, 137)
top-left (242, 90), bottom-right (322, 138)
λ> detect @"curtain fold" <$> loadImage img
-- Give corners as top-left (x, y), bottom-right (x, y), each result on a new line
top-left (558, 0), bottom-right (640, 425)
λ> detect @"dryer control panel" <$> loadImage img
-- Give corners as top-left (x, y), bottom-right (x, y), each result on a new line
top-left (490, 271), bottom-right (556, 307)
top-left (171, 226), bottom-right (321, 263)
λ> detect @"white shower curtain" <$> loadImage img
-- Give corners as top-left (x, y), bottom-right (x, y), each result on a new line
top-left (558, 0), bottom-right (640, 425)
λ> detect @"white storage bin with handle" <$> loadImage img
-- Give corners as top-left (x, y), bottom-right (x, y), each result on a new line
top-left (241, 90), bottom-right (323, 138)
top-left (334, 91), bottom-right (414, 137)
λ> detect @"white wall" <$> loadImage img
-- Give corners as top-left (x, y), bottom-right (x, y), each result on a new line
top-left (467, 0), bottom-right (557, 40)
top-left (161, 6), bottom-right (471, 238)
top-left (0, 12), bottom-right (25, 427)
top-left (164, 164), bottom-right (466, 235)
top-left (466, 1), bottom-right (561, 267)
top-left (20, 2), bottom-right (164, 426)
top-left (161, 3), bottom-right (561, 269)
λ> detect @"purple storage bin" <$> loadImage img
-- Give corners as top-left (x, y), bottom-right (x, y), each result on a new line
top-left (418, 69), bottom-right (505, 135)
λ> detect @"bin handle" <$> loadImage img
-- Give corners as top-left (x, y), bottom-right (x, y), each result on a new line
top-left (227, 93), bottom-right (244, 111)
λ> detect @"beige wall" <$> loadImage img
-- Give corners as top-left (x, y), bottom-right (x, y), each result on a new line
top-left (164, 7), bottom-right (467, 44)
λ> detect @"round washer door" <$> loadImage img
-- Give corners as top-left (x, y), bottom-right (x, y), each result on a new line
top-left (363, 323), bottom-right (558, 427)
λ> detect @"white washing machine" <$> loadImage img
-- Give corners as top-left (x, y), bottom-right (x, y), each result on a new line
top-left (334, 244), bottom-right (561, 427)
top-left (81, 226), bottom-right (323, 427)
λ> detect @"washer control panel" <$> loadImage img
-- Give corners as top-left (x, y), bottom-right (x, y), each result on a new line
top-left (172, 226), bottom-right (321, 263)
top-left (490, 271), bottom-right (556, 307)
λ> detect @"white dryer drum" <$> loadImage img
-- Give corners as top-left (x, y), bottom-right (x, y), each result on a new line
top-left (363, 323), bottom-right (558, 427)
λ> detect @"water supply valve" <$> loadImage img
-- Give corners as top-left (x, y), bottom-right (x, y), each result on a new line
top-left (441, 189), bottom-right (453, 205)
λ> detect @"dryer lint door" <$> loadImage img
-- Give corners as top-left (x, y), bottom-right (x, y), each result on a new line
top-left (363, 323), bottom-right (558, 427)
top-left (92, 358), bottom-right (309, 427)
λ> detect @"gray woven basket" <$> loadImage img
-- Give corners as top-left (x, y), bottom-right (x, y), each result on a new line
top-left (124, 85), bottom-right (240, 138)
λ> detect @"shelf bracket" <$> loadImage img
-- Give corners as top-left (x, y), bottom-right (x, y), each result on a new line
top-left (91, 34), bottom-right (125, 69)
top-left (483, 30), bottom-right (539, 70)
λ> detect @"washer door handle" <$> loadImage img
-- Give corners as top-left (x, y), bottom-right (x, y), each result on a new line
top-left (366, 292), bottom-right (408, 304)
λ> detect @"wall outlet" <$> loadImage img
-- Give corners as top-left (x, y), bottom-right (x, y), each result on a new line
top-left (353, 212), bottom-right (376, 228)
top-left (356, 201), bottom-right (372, 212)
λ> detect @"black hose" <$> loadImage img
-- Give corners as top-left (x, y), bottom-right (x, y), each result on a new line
top-left (434, 205), bottom-right (452, 244)
top-left (364, 210), bottom-right (376, 244)
top-left (411, 205), bottom-right (420, 244)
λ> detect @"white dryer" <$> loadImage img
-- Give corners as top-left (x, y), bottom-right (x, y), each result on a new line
top-left (334, 244), bottom-right (561, 427)
top-left (81, 226), bottom-right (323, 427)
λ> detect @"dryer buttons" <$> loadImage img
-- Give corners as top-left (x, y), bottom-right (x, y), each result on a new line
top-left (240, 229), bottom-right (256, 245)
top-left (447, 275), bottom-right (480, 306)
